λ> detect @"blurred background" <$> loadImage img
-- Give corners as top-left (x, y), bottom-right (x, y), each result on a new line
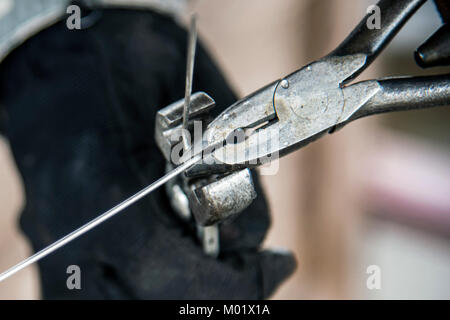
top-left (0, 0), bottom-right (449, 299)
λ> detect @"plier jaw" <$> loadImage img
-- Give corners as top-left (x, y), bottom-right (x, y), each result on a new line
top-left (185, 80), bottom-right (279, 176)
top-left (203, 80), bottom-right (279, 147)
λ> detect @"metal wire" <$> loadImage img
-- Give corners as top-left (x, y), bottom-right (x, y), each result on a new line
top-left (181, 15), bottom-right (198, 150)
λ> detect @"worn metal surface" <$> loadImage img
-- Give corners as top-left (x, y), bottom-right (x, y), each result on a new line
top-left (155, 91), bottom-right (215, 161)
top-left (415, 24), bottom-right (450, 68)
top-left (155, 90), bottom-right (257, 255)
top-left (350, 74), bottom-right (450, 120)
top-left (206, 55), bottom-right (376, 168)
top-left (189, 169), bottom-right (256, 226)
top-left (196, 225), bottom-right (219, 257)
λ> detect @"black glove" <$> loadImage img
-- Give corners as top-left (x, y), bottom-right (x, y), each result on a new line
top-left (0, 8), bottom-right (296, 299)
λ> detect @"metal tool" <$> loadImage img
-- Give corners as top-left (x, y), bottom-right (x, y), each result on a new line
top-left (2, 0), bottom-right (449, 282)
top-left (181, 15), bottom-right (197, 150)
top-left (186, 0), bottom-right (450, 177)
top-left (155, 92), bottom-right (256, 255)
top-left (155, 93), bottom-right (257, 226)
top-left (415, 0), bottom-right (450, 67)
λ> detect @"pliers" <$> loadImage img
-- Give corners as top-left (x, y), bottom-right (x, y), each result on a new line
top-left (186, 0), bottom-right (450, 177)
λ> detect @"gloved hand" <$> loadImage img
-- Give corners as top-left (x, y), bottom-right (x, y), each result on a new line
top-left (0, 8), bottom-right (296, 299)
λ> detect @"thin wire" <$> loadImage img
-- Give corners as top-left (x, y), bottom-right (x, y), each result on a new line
top-left (182, 15), bottom-right (198, 150)
top-left (0, 154), bottom-right (202, 283)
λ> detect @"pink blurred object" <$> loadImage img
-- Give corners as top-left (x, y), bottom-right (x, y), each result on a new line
top-left (363, 131), bottom-right (450, 232)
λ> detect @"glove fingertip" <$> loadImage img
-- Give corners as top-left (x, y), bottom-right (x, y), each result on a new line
top-left (259, 249), bottom-right (297, 299)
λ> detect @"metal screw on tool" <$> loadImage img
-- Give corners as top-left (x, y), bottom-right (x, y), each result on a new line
top-left (280, 79), bottom-right (289, 89)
